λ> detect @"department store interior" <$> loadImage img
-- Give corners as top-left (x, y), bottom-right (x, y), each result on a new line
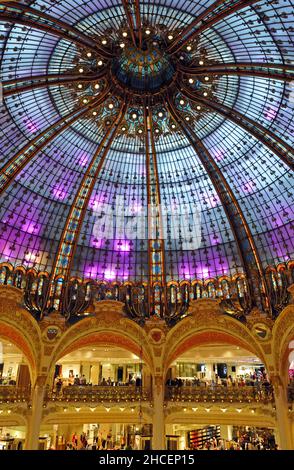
top-left (0, 0), bottom-right (293, 452)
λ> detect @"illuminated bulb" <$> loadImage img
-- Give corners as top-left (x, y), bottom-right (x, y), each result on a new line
top-left (92, 111), bottom-right (97, 116)
top-left (108, 103), bottom-right (114, 109)
top-left (145, 29), bottom-right (151, 35)
top-left (122, 31), bottom-right (128, 37)
top-left (168, 34), bottom-right (173, 40)
top-left (185, 116), bottom-right (190, 121)
top-left (87, 52), bottom-right (92, 58)
top-left (121, 126), bottom-right (126, 131)
top-left (102, 39), bottom-right (107, 45)
top-left (204, 76), bottom-right (209, 81)
top-left (186, 45), bottom-right (192, 51)
top-left (138, 129), bottom-right (143, 134)
top-left (79, 68), bottom-right (84, 73)
top-left (203, 92), bottom-right (208, 96)
top-left (155, 128), bottom-right (160, 133)
top-left (83, 99), bottom-right (88, 104)
top-left (179, 99), bottom-right (185, 105)
top-left (196, 105), bottom-right (201, 110)
top-left (94, 83), bottom-right (100, 89)
top-left (120, 42), bottom-right (125, 48)
top-left (189, 78), bottom-right (194, 84)
top-left (171, 124), bottom-right (176, 129)
top-left (158, 112), bottom-right (163, 118)
top-left (98, 60), bottom-right (103, 66)
top-left (132, 113), bottom-right (137, 119)
top-left (199, 60), bottom-right (204, 65)
top-left (78, 84), bottom-right (83, 89)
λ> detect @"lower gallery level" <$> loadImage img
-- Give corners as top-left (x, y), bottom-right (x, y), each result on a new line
top-left (0, 285), bottom-right (293, 450)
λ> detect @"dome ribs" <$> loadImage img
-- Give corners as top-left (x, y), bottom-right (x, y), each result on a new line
top-left (0, 86), bottom-right (111, 195)
top-left (167, 0), bottom-right (262, 55)
top-left (180, 85), bottom-right (294, 171)
top-left (167, 94), bottom-right (270, 314)
top-left (0, 2), bottom-right (113, 59)
top-left (50, 99), bottom-right (128, 283)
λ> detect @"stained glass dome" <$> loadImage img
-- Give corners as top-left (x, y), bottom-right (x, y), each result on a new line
top-left (0, 0), bottom-right (293, 319)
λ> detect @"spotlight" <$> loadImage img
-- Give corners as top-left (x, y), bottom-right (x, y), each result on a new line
top-left (102, 39), bottom-right (107, 45)
top-left (158, 112), bottom-right (163, 118)
top-left (185, 116), bottom-right (190, 121)
top-left (121, 126), bottom-right (126, 132)
top-left (87, 52), bottom-right (92, 58)
top-left (78, 84), bottom-right (83, 89)
top-left (94, 83), bottom-right (100, 90)
top-left (189, 78), bottom-right (194, 84)
top-left (108, 103), bottom-right (114, 109)
top-left (171, 123), bottom-right (176, 129)
top-left (79, 68), bottom-right (84, 73)
top-left (145, 29), bottom-right (151, 35)
top-left (138, 129), bottom-right (143, 134)
top-left (179, 99), bottom-right (185, 105)
top-left (132, 113), bottom-right (137, 119)
top-left (186, 45), bottom-right (192, 51)
top-left (120, 42), bottom-right (125, 48)
top-left (203, 92), bottom-right (208, 96)
top-left (122, 31), bottom-right (128, 37)
top-left (196, 106), bottom-right (201, 110)
top-left (168, 34), bottom-right (173, 40)
top-left (83, 98), bottom-right (88, 104)
top-left (204, 76), bottom-right (209, 81)
top-left (199, 60), bottom-right (204, 65)
top-left (92, 111), bottom-right (97, 116)
top-left (98, 60), bottom-right (103, 66)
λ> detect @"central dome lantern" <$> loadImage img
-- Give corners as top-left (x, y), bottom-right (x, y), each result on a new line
top-left (112, 44), bottom-right (176, 92)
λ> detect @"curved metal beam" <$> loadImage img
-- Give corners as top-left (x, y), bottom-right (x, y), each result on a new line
top-left (122, 0), bottom-right (137, 47)
top-left (3, 70), bottom-right (107, 97)
top-left (134, 0), bottom-right (143, 49)
top-left (51, 99), bottom-right (128, 280)
top-left (0, 4), bottom-right (113, 58)
top-left (144, 103), bottom-right (167, 317)
top-left (167, 95), bottom-right (270, 312)
top-left (180, 85), bottom-right (294, 170)
top-left (179, 62), bottom-right (294, 82)
top-left (167, 0), bottom-right (262, 55)
top-left (0, 86), bottom-right (111, 195)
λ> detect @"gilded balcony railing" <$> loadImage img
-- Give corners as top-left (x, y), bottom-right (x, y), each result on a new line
top-left (46, 385), bottom-right (152, 403)
top-left (0, 385), bottom-right (31, 403)
top-left (165, 385), bottom-right (274, 404)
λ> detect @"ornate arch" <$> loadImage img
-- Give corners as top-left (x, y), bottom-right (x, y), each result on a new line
top-left (0, 285), bottom-right (42, 384)
top-left (163, 299), bottom-right (269, 374)
top-left (272, 303), bottom-right (294, 382)
top-left (47, 302), bottom-right (154, 382)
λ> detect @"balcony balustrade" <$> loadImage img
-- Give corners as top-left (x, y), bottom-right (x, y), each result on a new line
top-left (165, 385), bottom-right (275, 404)
top-left (0, 385), bottom-right (31, 403)
top-left (45, 385), bottom-right (151, 404)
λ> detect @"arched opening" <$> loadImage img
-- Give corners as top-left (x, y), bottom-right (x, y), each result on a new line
top-left (0, 327), bottom-right (34, 389)
top-left (0, 339), bottom-right (31, 450)
top-left (164, 331), bottom-right (276, 451)
top-left (43, 334), bottom-right (153, 450)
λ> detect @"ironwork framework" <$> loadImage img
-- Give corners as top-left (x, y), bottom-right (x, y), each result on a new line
top-left (0, 0), bottom-right (293, 323)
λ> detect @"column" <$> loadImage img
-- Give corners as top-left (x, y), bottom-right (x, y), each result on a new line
top-left (152, 376), bottom-right (165, 450)
top-left (25, 378), bottom-right (46, 450)
top-left (51, 424), bottom-right (58, 449)
top-left (272, 376), bottom-right (292, 450)
top-left (220, 425), bottom-right (232, 441)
